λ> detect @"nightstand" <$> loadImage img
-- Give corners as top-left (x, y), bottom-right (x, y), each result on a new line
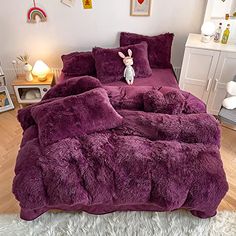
top-left (12, 73), bottom-right (55, 107)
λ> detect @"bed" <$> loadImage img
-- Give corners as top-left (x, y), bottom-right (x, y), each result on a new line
top-left (12, 67), bottom-right (228, 221)
top-left (12, 31), bottom-right (228, 221)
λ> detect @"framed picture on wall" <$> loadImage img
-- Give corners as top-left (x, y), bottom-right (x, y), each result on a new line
top-left (61, 0), bottom-right (75, 7)
top-left (130, 0), bottom-right (152, 16)
top-left (0, 86), bottom-right (14, 113)
top-left (82, 0), bottom-right (93, 9)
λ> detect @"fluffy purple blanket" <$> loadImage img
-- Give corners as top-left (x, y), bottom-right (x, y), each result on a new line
top-left (13, 76), bottom-right (228, 221)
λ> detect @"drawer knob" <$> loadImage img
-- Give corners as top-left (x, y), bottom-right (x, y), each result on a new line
top-left (43, 88), bottom-right (48, 92)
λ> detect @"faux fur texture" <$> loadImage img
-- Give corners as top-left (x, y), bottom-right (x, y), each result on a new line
top-left (115, 110), bottom-right (220, 146)
top-left (31, 88), bottom-right (123, 146)
top-left (18, 76), bottom-right (102, 131)
top-left (120, 32), bottom-right (174, 69)
top-left (92, 42), bottom-right (152, 83)
top-left (159, 86), bottom-right (207, 114)
top-left (43, 76), bottom-right (102, 100)
top-left (1, 211), bottom-right (236, 236)
top-left (104, 85), bottom-right (206, 114)
top-left (61, 51), bottom-right (96, 77)
top-left (13, 77), bottom-right (228, 221)
top-left (104, 85), bottom-right (155, 110)
top-left (144, 89), bottom-right (185, 114)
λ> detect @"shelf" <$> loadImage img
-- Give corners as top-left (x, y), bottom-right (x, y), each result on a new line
top-left (12, 73), bottom-right (54, 86)
top-left (186, 34), bottom-right (236, 53)
top-left (211, 17), bottom-right (236, 20)
top-left (18, 99), bottom-right (41, 104)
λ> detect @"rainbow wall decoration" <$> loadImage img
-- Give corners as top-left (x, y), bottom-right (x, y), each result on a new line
top-left (27, 0), bottom-right (47, 23)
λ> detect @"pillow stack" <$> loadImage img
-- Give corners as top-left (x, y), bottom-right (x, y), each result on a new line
top-left (61, 52), bottom-right (96, 78)
top-left (61, 32), bottom-right (174, 83)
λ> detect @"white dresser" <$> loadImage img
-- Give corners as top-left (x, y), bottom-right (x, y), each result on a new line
top-left (179, 33), bottom-right (236, 115)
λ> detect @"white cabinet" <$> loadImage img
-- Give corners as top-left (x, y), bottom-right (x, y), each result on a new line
top-left (180, 48), bottom-right (220, 104)
top-left (207, 52), bottom-right (236, 114)
top-left (179, 34), bottom-right (236, 115)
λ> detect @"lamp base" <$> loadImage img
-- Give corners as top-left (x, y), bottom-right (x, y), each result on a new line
top-left (201, 35), bottom-right (212, 43)
top-left (38, 76), bottom-right (47, 82)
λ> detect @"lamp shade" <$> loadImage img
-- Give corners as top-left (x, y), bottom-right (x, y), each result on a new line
top-left (32, 60), bottom-right (50, 79)
top-left (201, 22), bottom-right (216, 36)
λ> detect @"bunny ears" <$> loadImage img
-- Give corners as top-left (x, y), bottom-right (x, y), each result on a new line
top-left (118, 49), bottom-right (133, 59)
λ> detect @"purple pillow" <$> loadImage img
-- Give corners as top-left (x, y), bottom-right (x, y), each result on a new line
top-left (120, 32), bottom-right (174, 69)
top-left (61, 51), bottom-right (96, 77)
top-left (31, 88), bottom-right (123, 146)
top-left (18, 76), bottom-right (102, 131)
top-left (92, 42), bottom-right (152, 83)
top-left (144, 89), bottom-right (185, 115)
top-left (43, 76), bottom-right (102, 100)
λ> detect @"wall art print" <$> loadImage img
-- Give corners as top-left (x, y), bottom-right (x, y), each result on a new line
top-left (130, 0), bottom-right (152, 16)
top-left (27, 0), bottom-right (47, 23)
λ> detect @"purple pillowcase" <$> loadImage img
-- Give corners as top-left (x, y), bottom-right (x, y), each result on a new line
top-left (120, 32), bottom-right (174, 69)
top-left (43, 76), bottom-right (102, 100)
top-left (61, 51), bottom-right (96, 77)
top-left (31, 88), bottom-right (123, 146)
top-left (92, 42), bottom-right (152, 83)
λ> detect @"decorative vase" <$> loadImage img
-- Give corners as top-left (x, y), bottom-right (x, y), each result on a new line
top-left (24, 63), bottom-right (33, 82)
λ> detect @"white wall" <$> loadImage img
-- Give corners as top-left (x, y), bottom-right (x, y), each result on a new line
top-left (0, 0), bottom-right (206, 71)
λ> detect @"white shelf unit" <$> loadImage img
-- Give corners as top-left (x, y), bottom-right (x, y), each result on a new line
top-left (13, 85), bottom-right (50, 104)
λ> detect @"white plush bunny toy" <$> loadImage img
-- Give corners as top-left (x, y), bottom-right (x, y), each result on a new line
top-left (118, 49), bottom-right (135, 85)
top-left (222, 79), bottom-right (236, 110)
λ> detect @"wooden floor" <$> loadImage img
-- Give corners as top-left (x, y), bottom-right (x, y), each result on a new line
top-left (0, 100), bottom-right (236, 214)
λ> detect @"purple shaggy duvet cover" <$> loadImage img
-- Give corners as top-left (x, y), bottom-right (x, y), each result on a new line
top-left (13, 76), bottom-right (228, 221)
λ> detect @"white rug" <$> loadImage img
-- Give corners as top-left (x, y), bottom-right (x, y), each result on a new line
top-left (0, 210), bottom-right (236, 236)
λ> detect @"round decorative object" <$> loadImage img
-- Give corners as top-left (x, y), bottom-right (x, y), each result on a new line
top-left (38, 76), bottom-right (47, 82)
top-left (201, 22), bottom-right (216, 36)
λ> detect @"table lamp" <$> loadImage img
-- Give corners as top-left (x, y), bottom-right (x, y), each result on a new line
top-left (32, 60), bottom-right (50, 81)
top-left (201, 22), bottom-right (216, 43)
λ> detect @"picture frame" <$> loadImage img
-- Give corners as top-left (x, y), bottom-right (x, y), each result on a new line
top-left (82, 0), bottom-right (93, 9)
top-left (61, 0), bottom-right (75, 7)
top-left (0, 86), bottom-right (14, 113)
top-left (130, 0), bottom-right (152, 16)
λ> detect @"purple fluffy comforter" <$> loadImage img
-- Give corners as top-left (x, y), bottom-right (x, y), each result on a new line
top-left (13, 76), bottom-right (228, 221)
